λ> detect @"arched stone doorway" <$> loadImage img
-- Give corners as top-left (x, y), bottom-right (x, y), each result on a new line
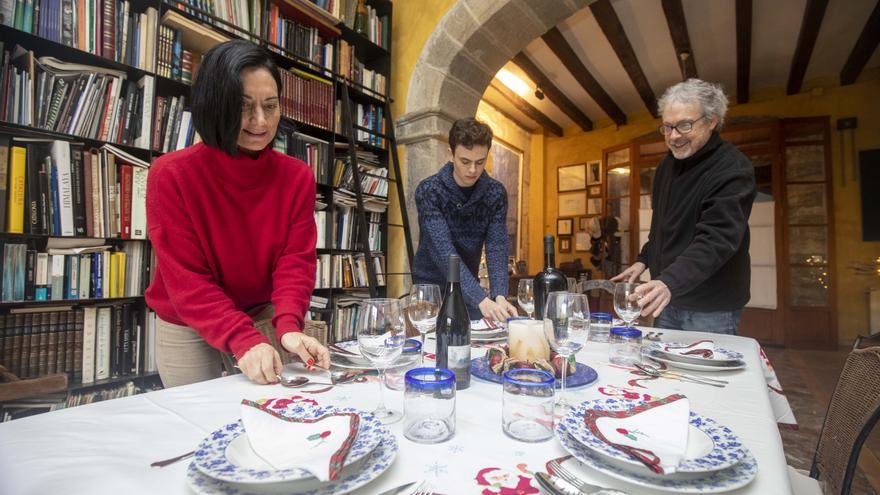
top-left (396, 0), bottom-right (591, 244)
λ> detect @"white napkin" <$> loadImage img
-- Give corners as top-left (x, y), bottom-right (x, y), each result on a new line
top-left (240, 401), bottom-right (359, 481)
top-left (664, 340), bottom-right (715, 359)
top-left (593, 395), bottom-right (690, 474)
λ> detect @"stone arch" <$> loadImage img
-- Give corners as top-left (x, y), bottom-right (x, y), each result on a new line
top-left (396, 0), bottom-right (591, 244)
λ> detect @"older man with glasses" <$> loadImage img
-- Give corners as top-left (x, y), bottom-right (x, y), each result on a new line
top-left (612, 79), bottom-right (757, 335)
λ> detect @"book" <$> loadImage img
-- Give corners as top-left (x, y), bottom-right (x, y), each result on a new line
top-left (6, 146), bottom-right (26, 233)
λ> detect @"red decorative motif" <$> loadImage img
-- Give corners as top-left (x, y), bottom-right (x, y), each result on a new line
top-left (257, 395), bottom-right (319, 409)
top-left (474, 465), bottom-right (540, 495)
top-left (598, 385), bottom-right (657, 401)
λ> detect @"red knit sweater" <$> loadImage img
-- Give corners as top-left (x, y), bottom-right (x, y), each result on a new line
top-left (145, 142), bottom-right (317, 359)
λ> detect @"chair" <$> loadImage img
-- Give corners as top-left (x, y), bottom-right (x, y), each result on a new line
top-left (582, 279), bottom-right (615, 315)
top-left (788, 346), bottom-right (880, 494)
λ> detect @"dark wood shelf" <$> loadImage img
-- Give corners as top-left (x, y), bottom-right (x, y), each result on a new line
top-left (0, 24), bottom-right (154, 83)
top-left (67, 372), bottom-right (161, 392)
top-left (338, 24), bottom-right (389, 65)
top-left (0, 232), bottom-right (149, 242)
top-left (0, 296), bottom-right (145, 309)
top-left (338, 80), bottom-right (387, 106)
top-left (0, 122), bottom-right (153, 159)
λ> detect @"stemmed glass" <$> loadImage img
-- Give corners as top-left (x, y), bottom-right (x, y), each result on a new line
top-left (543, 291), bottom-right (590, 410)
top-left (358, 298), bottom-right (406, 424)
top-left (408, 284), bottom-right (441, 364)
top-left (613, 282), bottom-right (642, 329)
top-left (517, 279), bottom-right (535, 318)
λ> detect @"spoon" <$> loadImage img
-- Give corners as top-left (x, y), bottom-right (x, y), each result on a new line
top-left (276, 372), bottom-right (362, 388)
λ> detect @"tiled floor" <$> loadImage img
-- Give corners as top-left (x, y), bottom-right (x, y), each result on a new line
top-left (764, 345), bottom-right (880, 494)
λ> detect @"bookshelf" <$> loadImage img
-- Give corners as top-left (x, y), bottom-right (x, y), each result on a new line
top-left (0, 0), bottom-right (396, 413)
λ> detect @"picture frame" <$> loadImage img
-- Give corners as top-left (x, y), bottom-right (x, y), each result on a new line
top-left (588, 185), bottom-right (601, 197)
top-left (578, 216), bottom-right (590, 231)
top-left (557, 217), bottom-right (573, 236)
top-left (587, 198), bottom-right (603, 215)
top-left (587, 160), bottom-right (602, 185)
top-left (557, 191), bottom-right (587, 217)
top-left (557, 163), bottom-right (586, 192)
top-left (575, 231), bottom-right (590, 252)
top-left (559, 236), bottom-right (572, 253)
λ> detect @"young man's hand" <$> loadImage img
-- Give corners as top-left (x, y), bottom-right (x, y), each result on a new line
top-left (611, 261), bottom-right (647, 283)
top-left (479, 295), bottom-right (518, 322)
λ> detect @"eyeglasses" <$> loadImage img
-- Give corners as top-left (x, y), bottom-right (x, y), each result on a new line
top-left (659, 115), bottom-right (707, 136)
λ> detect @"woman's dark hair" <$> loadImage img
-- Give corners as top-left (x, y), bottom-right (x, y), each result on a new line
top-left (448, 118), bottom-right (493, 153)
top-left (191, 40), bottom-right (282, 156)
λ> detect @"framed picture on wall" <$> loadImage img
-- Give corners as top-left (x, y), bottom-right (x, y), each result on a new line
top-left (587, 160), bottom-right (602, 185)
top-left (557, 217), bottom-right (573, 236)
top-left (559, 236), bottom-right (572, 253)
top-left (588, 185), bottom-right (601, 197)
top-left (587, 198), bottom-right (603, 215)
top-left (575, 231), bottom-right (590, 252)
top-left (578, 216), bottom-right (590, 231)
top-left (557, 163), bottom-right (586, 192)
top-left (558, 191), bottom-right (587, 216)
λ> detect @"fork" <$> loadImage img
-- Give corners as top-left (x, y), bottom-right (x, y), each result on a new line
top-left (548, 459), bottom-right (629, 494)
top-left (412, 481), bottom-right (435, 495)
top-left (638, 362), bottom-right (729, 384)
top-left (633, 363), bottom-right (726, 387)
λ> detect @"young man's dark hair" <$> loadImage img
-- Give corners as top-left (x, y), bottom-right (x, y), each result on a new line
top-left (191, 39), bottom-right (282, 156)
top-left (448, 118), bottom-right (493, 152)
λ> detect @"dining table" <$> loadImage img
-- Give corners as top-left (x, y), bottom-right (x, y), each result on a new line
top-left (0, 327), bottom-right (793, 494)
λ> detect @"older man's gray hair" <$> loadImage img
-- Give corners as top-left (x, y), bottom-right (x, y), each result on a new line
top-left (657, 79), bottom-right (729, 129)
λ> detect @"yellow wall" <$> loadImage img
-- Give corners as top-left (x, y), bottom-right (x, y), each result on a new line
top-left (544, 71), bottom-right (880, 344)
top-left (384, 0), bottom-right (456, 297)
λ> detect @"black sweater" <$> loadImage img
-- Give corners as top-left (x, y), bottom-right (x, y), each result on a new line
top-left (637, 132), bottom-right (757, 311)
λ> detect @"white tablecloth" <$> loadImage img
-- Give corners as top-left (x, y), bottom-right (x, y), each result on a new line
top-left (0, 329), bottom-right (792, 494)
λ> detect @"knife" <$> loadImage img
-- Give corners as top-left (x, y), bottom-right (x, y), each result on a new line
top-left (535, 472), bottom-right (580, 495)
top-left (375, 481), bottom-right (418, 495)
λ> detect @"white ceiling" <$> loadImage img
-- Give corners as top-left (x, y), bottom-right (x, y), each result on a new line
top-left (481, 0), bottom-right (879, 132)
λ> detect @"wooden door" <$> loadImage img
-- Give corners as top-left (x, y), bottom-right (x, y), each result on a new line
top-left (780, 118), bottom-right (837, 348)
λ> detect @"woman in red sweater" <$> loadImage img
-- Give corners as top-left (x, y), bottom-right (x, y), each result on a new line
top-left (146, 40), bottom-right (329, 387)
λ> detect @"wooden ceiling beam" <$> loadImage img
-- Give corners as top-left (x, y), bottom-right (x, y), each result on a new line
top-left (489, 82), bottom-right (564, 137)
top-left (590, 0), bottom-right (658, 117)
top-left (840, 1), bottom-right (880, 85)
top-left (542, 27), bottom-right (627, 126)
top-left (661, 0), bottom-right (698, 80)
top-left (512, 52), bottom-right (593, 132)
top-left (787, 0), bottom-right (830, 95)
top-left (736, 0), bottom-right (752, 104)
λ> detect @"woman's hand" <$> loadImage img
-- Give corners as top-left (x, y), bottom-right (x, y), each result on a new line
top-left (281, 332), bottom-right (331, 370)
top-left (238, 342), bottom-right (282, 384)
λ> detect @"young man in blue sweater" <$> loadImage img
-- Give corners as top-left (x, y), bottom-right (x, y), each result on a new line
top-left (412, 118), bottom-right (519, 322)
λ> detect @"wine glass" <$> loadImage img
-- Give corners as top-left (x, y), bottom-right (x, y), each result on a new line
top-left (358, 298), bottom-right (406, 424)
top-left (543, 291), bottom-right (590, 411)
top-left (613, 282), bottom-right (642, 329)
top-left (408, 284), bottom-right (441, 364)
top-left (517, 279), bottom-right (535, 318)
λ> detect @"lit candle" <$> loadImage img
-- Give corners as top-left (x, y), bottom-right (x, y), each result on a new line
top-left (507, 319), bottom-right (550, 361)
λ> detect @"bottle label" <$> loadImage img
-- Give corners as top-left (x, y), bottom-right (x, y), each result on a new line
top-left (448, 345), bottom-right (470, 385)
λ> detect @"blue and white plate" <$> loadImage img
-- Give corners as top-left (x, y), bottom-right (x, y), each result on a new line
top-left (192, 404), bottom-right (384, 484)
top-left (470, 356), bottom-right (598, 389)
top-left (561, 398), bottom-right (747, 478)
top-left (642, 342), bottom-right (746, 372)
top-left (556, 420), bottom-right (757, 493)
top-left (187, 426), bottom-right (397, 495)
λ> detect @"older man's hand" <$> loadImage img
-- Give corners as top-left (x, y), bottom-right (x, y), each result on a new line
top-left (633, 279), bottom-right (672, 318)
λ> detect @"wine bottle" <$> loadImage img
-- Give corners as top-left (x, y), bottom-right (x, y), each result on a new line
top-left (533, 235), bottom-right (567, 320)
top-left (435, 254), bottom-right (471, 390)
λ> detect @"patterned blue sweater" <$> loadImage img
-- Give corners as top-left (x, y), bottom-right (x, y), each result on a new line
top-left (412, 162), bottom-right (509, 317)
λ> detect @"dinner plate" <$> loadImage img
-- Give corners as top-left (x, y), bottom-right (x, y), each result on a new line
top-left (192, 405), bottom-right (383, 484)
top-left (556, 421), bottom-right (757, 493)
top-left (187, 426), bottom-right (397, 495)
top-left (642, 342), bottom-right (746, 372)
top-left (470, 356), bottom-right (598, 389)
top-left (561, 398), bottom-right (747, 478)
